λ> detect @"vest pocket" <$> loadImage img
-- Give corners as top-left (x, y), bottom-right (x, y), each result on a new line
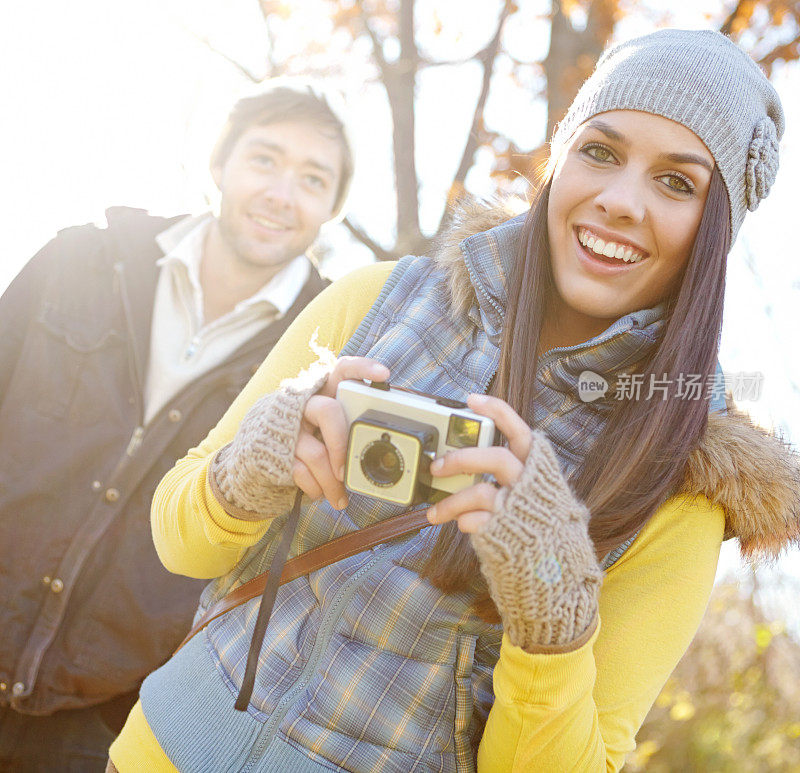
top-left (278, 631), bottom-right (476, 771)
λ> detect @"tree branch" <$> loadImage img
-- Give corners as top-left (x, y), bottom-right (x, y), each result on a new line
top-left (185, 29), bottom-right (262, 82)
top-left (504, 53), bottom-right (546, 70)
top-left (419, 51), bottom-right (542, 71)
top-left (342, 217), bottom-right (394, 261)
top-left (262, 13), bottom-right (280, 76)
top-left (757, 30), bottom-right (800, 71)
top-left (719, 0), bottom-right (748, 36)
top-left (379, 0), bottom-right (422, 253)
top-left (435, 0), bottom-right (513, 236)
top-left (418, 52), bottom-right (483, 68)
top-left (363, 18), bottom-right (389, 75)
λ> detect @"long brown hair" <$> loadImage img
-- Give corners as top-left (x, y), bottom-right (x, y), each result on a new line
top-left (421, 166), bottom-right (731, 619)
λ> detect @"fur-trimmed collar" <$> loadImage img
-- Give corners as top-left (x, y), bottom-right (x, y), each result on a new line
top-left (430, 197), bottom-right (800, 562)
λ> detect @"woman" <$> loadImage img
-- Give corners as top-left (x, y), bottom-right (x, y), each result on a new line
top-left (109, 29), bottom-right (798, 772)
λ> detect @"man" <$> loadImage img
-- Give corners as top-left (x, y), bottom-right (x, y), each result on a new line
top-left (0, 81), bottom-right (353, 771)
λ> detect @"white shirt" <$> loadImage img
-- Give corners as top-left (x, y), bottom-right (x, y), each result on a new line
top-left (143, 213), bottom-right (311, 425)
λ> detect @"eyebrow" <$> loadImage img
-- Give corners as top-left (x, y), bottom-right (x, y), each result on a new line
top-left (246, 139), bottom-right (337, 179)
top-left (585, 119), bottom-right (713, 172)
top-left (661, 151), bottom-right (713, 172)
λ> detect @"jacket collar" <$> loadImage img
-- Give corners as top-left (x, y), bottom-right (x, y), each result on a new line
top-left (432, 197), bottom-right (800, 563)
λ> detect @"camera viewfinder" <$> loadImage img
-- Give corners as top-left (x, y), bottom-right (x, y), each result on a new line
top-left (446, 415), bottom-right (481, 448)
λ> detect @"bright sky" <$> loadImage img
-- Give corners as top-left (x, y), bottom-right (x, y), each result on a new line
top-left (1, 1), bottom-right (798, 626)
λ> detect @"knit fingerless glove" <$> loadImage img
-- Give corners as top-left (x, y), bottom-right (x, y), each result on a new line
top-left (210, 366), bottom-right (331, 520)
top-left (470, 430), bottom-right (604, 653)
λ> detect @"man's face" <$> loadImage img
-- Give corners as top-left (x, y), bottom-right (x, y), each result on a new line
top-left (211, 120), bottom-right (343, 269)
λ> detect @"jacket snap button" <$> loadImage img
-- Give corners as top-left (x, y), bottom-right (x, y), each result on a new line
top-left (91, 480), bottom-right (103, 491)
top-left (12, 682), bottom-right (25, 696)
top-left (0, 682), bottom-right (6, 691)
top-left (42, 576), bottom-right (51, 585)
top-left (168, 409), bottom-right (182, 423)
top-left (50, 578), bottom-right (64, 594)
top-left (105, 488), bottom-right (120, 503)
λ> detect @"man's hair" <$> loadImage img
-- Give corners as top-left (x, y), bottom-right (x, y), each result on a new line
top-left (210, 85), bottom-right (354, 215)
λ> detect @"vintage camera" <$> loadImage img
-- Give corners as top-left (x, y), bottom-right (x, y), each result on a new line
top-left (337, 380), bottom-right (498, 506)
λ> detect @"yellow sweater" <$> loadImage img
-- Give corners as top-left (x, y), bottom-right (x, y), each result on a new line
top-left (110, 262), bottom-right (724, 772)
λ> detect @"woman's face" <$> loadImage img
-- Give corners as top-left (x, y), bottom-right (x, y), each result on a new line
top-left (546, 110), bottom-right (715, 336)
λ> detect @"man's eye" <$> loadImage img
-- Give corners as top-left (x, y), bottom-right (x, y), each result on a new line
top-left (253, 154), bottom-right (275, 167)
top-left (581, 143), bottom-right (616, 163)
top-left (305, 175), bottom-right (327, 189)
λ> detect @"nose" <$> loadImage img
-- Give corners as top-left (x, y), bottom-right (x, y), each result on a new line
top-left (592, 168), bottom-right (646, 223)
top-left (263, 172), bottom-right (296, 209)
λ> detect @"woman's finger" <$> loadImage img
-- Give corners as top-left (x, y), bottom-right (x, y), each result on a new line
top-left (454, 511), bottom-right (492, 534)
top-left (430, 446), bottom-right (524, 487)
top-left (319, 356), bottom-right (390, 398)
top-left (303, 395), bottom-right (349, 482)
top-left (291, 459), bottom-right (323, 502)
top-left (427, 482), bottom-right (499, 524)
top-left (466, 394), bottom-right (532, 461)
top-left (295, 432), bottom-right (349, 510)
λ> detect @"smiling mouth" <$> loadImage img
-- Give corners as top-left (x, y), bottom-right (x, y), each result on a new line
top-left (576, 227), bottom-right (648, 265)
top-left (250, 214), bottom-right (293, 232)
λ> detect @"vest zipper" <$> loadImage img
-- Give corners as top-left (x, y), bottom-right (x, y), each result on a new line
top-left (462, 258), bottom-right (505, 321)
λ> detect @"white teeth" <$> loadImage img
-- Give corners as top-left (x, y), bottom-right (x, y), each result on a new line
top-left (252, 215), bottom-right (289, 230)
top-left (577, 227), bottom-right (645, 264)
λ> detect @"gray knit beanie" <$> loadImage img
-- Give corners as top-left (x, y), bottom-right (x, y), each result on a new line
top-left (550, 28), bottom-right (785, 243)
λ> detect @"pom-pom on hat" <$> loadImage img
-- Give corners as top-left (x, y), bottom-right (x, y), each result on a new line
top-left (550, 28), bottom-right (785, 244)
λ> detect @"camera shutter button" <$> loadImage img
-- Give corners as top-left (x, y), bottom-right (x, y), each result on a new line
top-left (434, 397), bottom-right (467, 409)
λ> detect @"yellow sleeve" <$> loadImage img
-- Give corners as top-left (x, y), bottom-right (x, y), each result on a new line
top-left (150, 261), bottom-right (396, 579)
top-left (477, 492), bottom-right (725, 772)
top-left (109, 700), bottom-right (178, 772)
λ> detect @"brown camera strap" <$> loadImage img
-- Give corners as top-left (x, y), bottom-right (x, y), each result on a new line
top-left (174, 505), bottom-right (431, 654)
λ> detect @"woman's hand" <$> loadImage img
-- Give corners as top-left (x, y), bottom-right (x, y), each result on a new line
top-left (426, 394), bottom-right (530, 532)
top-left (292, 357), bottom-right (389, 510)
top-left (210, 356), bottom-right (388, 519)
top-left (427, 393), bottom-right (604, 653)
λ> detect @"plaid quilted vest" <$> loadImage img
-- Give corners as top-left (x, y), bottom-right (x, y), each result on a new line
top-left (140, 213), bottom-right (724, 772)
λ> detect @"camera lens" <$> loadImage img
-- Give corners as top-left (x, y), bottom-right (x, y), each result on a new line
top-left (361, 434), bottom-right (404, 487)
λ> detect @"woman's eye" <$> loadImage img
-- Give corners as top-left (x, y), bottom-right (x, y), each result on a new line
top-left (253, 154), bottom-right (275, 168)
top-left (581, 143), bottom-right (616, 163)
top-left (661, 174), bottom-right (695, 195)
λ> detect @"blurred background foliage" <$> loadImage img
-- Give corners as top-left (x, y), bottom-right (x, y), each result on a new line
top-left (627, 575), bottom-right (800, 772)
